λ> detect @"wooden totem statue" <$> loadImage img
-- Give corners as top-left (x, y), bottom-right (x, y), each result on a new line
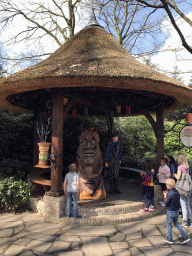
top-left (77, 129), bottom-right (106, 200)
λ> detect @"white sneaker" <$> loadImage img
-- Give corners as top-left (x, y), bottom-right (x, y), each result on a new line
top-left (161, 202), bottom-right (166, 207)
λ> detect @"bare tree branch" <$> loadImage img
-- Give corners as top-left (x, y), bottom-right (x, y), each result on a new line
top-left (160, 0), bottom-right (192, 54)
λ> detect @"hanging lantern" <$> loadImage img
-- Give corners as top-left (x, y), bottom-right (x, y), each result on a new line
top-left (72, 109), bottom-right (77, 117)
top-left (116, 106), bottom-right (121, 114)
top-left (84, 108), bottom-right (88, 115)
top-left (63, 97), bottom-right (68, 105)
top-left (126, 105), bottom-right (131, 114)
top-left (186, 113), bottom-right (192, 123)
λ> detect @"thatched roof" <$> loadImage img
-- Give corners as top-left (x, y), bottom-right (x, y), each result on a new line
top-left (0, 24), bottom-right (192, 113)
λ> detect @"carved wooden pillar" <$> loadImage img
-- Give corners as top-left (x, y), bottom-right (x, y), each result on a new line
top-left (156, 101), bottom-right (164, 167)
top-left (48, 91), bottom-right (64, 197)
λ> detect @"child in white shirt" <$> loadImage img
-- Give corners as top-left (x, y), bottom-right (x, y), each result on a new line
top-left (64, 163), bottom-right (82, 219)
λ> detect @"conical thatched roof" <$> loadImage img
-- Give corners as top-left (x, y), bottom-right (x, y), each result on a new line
top-left (1, 24), bottom-right (192, 112)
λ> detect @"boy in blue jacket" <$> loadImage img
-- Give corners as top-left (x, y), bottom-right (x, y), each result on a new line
top-left (163, 178), bottom-right (190, 245)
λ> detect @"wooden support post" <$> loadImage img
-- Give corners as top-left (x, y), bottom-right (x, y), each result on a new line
top-left (48, 91), bottom-right (64, 197)
top-left (33, 111), bottom-right (39, 167)
top-left (156, 102), bottom-right (164, 167)
top-left (105, 111), bottom-right (113, 140)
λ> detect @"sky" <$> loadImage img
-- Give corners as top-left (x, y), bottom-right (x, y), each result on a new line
top-left (0, 1), bottom-right (192, 85)
top-left (150, 12), bottom-right (192, 85)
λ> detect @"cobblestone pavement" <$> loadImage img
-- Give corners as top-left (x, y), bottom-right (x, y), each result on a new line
top-left (0, 211), bottom-right (192, 256)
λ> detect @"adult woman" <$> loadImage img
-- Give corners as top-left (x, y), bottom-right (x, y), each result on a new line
top-left (173, 153), bottom-right (192, 227)
top-left (157, 158), bottom-right (170, 206)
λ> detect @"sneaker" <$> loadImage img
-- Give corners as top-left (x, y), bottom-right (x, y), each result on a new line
top-left (163, 237), bottom-right (173, 244)
top-left (75, 215), bottom-right (82, 220)
top-left (181, 221), bottom-right (189, 227)
top-left (140, 208), bottom-right (149, 213)
top-left (180, 236), bottom-right (190, 245)
top-left (160, 202), bottom-right (166, 207)
top-left (188, 220), bottom-right (192, 227)
top-left (149, 206), bottom-right (156, 211)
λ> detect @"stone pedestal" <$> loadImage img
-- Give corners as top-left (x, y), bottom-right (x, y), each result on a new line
top-left (42, 194), bottom-right (66, 220)
top-left (154, 184), bottom-right (163, 202)
top-left (29, 194), bottom-right (66, 222)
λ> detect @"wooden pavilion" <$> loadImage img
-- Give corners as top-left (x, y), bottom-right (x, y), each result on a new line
top-left (1, 14), bottom-right (192, 218)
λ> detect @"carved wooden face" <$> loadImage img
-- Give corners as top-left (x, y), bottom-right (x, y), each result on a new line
top-left (78, 130), bottom-right (102, 168)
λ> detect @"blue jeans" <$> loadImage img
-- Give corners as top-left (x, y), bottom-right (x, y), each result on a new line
top-left (146, 198), bottom-right (154, 209)
top-left (166, 210), bottom-right (186, 239)
top-left (180, 195), bottom-right (192, 222)
top-left (66, 192), bottom-right (79, 217)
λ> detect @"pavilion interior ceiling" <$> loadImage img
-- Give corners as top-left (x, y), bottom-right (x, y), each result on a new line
top-left (7, 86), bottom-right (175, 116)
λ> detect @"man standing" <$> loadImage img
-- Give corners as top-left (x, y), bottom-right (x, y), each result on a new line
top-left (103, 134), bottom-right (123, 194)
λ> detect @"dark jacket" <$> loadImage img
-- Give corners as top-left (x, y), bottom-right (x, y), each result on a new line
top-left (103, 141), bottom-right (123, 166)
top-left (164, 188), bottom-right (180, 211)
top-left (168, 163), bottom-right (176, 178)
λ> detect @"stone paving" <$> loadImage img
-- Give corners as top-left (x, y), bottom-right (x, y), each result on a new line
top-left (0, 211), bottom-right (192, 256)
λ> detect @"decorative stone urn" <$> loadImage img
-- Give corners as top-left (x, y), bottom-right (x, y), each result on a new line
top-left (37, 142), bottom-right (51, 166)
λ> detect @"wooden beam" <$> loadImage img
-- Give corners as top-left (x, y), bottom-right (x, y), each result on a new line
top-left (156, 101), bottom-right (164, 167)
top-left (48, 91), bottom-right (64, 197)
top-left (138, 107), bottom-right (157, 136)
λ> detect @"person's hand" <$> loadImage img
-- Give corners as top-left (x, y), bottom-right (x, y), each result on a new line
top-left (172, 173), bottom-right (175, 177)
top-left (163, 191), bottom-right (167, 198)
top-left (105, 163), bottom-right (109, 168)
top-left (64, 189), bottom-right (67, 195)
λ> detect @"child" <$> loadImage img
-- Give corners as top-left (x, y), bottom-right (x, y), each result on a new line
top-left (157, 157), bottom-right (170, 206)
top-left (140, 161), bottom-right (155, 213)
top-left (64, 163), bottom-right (82, 220)
top-left (163, 178), bottom-right (190, 245)
top-left (173, 153), bottom-right (192, 227)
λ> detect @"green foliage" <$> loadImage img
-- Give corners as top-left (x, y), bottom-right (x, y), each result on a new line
top-left (0, 159), bottom-right (33, 181)
top-left (0, 177), bottom-right (31, 213)
top-left (0, 109), bottom-right (34, 180)
top-left (114, 116), bottom-right (156, 166)
top-left (164, 119), bottom-right (192, 164)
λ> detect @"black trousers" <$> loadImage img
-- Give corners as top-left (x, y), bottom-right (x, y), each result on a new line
top-left (108, 164), bottom-right (120, 191)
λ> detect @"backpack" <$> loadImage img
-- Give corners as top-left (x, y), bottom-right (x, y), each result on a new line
top-left (176, 169), bottom-right (192, 197)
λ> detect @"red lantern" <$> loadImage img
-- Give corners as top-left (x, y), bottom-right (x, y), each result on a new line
top-left (116, 106), bottom-right (121, 114)
top-left (72, 109), bottom-right (77, 117)
top-left (186, 113), bottom-right (192, 123)
top-left (126, 105), bottom-right (131, 114)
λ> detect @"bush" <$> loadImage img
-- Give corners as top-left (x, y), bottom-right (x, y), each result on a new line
top-left (0, 177), bottom-right (31, 213)
top-left (0, 159), bottom-right (33, 180)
